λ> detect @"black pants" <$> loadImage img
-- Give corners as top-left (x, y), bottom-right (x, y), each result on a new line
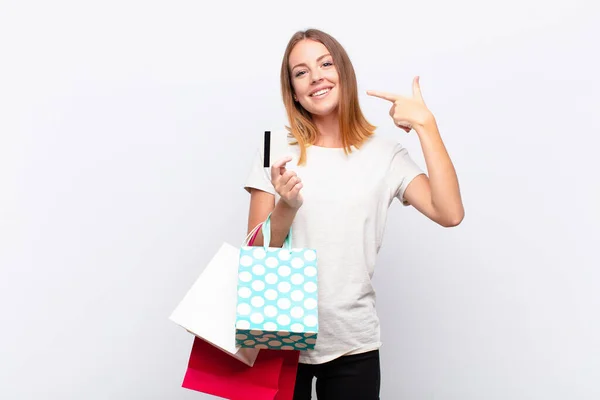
top-left (293, 350), bottom-right (381, 400)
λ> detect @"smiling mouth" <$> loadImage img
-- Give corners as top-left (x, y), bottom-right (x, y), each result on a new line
top-left (310, 88), bottom-right (332, 97)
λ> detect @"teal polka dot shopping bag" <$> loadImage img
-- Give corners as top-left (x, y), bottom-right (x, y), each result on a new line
top-left (235, 213), bottom-right (319, 351)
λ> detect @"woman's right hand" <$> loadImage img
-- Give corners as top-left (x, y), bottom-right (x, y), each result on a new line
top-left (271, 156), bottom-right (303, 209)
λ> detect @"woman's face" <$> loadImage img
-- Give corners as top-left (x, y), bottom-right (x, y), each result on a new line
top-left (288, 39), bottom-right (340, 117)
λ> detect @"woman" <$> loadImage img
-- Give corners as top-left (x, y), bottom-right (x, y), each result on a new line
top-left (243, 28), bottom-right (464, 399)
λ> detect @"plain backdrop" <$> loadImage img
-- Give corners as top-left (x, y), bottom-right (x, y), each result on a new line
top-left (1, 0), bottom-right (599, 399)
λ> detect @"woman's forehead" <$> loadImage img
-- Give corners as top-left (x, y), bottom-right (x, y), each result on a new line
top-left (289, 40), bottom-right (329, 65)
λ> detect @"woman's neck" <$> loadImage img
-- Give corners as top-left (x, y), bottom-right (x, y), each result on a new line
top-left (312, 111), bottom-right (342, 148)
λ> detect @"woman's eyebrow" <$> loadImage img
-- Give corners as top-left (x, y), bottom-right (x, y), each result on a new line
top-left (291, 53), bottom-right (332, 71)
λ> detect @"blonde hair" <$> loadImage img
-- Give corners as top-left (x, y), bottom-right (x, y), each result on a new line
top-left (280, 29), bottom-right (376, 165)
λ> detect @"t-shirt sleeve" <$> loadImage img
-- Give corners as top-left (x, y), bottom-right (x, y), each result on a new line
top-left (244, 148), bottom-right (276, 195)
top-left (389, 143), bottom-right (426, 206)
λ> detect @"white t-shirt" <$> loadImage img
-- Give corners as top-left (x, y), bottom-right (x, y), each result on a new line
top-left (243, 130), bottom-right (425, 364)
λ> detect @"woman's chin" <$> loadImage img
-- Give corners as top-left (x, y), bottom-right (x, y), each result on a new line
top-left (308, 104), bottom-right (339, 118)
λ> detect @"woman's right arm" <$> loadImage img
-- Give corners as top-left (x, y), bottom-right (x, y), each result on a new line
top-left (247, 156), bottom-right (303, 247)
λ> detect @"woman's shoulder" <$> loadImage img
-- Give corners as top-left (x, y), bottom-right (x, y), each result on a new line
top-left (360, 131), bottom-right (403, 154)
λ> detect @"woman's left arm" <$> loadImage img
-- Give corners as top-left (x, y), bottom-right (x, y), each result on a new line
top-left (368, 76), bottom-right (464, 227)
top-left (404, 119), bottom-right (464, 227)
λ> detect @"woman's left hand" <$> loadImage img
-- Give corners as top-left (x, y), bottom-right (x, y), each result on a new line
top-left (367, 76), bottom-right (435, 133)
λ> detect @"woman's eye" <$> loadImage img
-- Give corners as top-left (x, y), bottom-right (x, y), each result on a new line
top-left (294, 62), bottom-right (332, 77)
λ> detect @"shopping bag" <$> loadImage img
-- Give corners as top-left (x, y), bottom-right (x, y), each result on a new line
top-left (235, 213), bottom-right (318, 350)
top-left (169, 224), bottom-right (264, 366)
top-left (182, 336), bottom-right (300, 400)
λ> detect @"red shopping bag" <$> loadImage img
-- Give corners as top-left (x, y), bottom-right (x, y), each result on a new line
top-left (182, 336), bottom-right (300, 400)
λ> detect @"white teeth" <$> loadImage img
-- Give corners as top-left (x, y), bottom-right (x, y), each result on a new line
top-left (311, 88), bottom-right (330, 97)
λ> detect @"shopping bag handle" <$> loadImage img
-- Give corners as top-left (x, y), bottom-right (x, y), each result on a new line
top-left (262, 212), bottom-right (293, 250)
top-left (243, 223), bottom-right (263, 246)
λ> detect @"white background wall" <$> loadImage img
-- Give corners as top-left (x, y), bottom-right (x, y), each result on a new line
top-left (1, 0), bottom-right (599, 399)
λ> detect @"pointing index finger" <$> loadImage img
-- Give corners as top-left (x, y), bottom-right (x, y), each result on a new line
top-left (366, 90), bottom-right (398, 102)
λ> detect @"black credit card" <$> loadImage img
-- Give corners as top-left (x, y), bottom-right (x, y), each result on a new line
top-left (263, 130), bottom-right (271, 168)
